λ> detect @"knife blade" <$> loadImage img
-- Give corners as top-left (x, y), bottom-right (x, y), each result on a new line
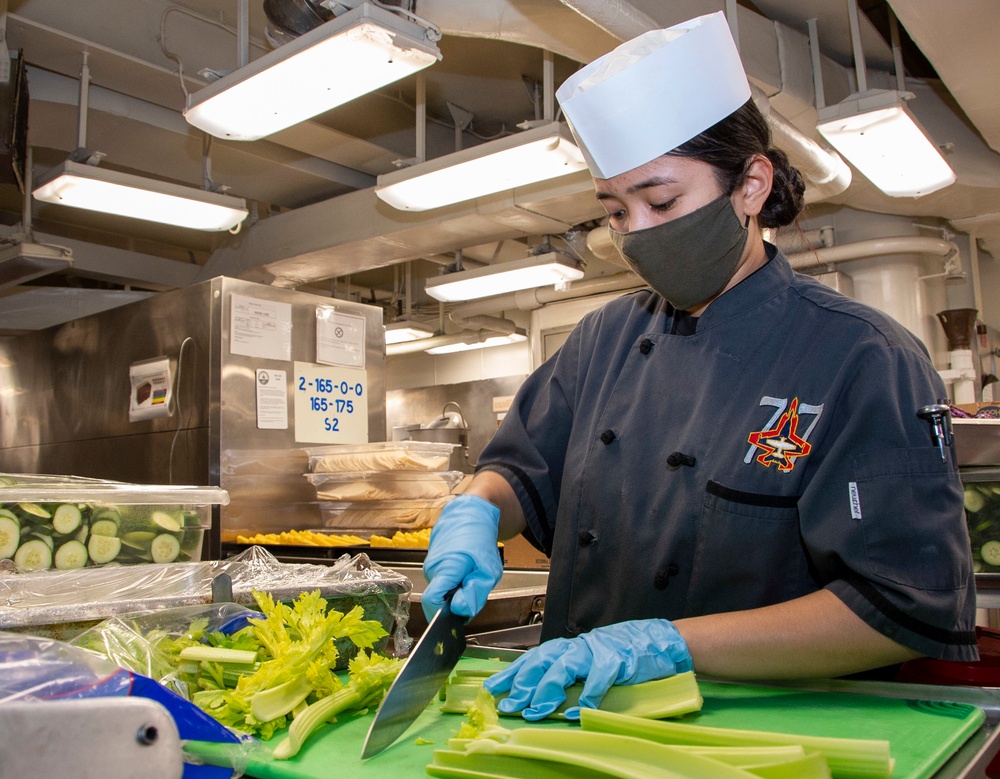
top-left (361, 591), bottom-right (467, 759)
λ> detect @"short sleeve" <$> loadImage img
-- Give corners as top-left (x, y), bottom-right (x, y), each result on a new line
top-left (475, 322), bottom-right (586, 555)
top-left (800, 342), bottom-right (977, 661)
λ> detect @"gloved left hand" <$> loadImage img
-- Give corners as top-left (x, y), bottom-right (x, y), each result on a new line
top-left (483, 619), bottom-right (692, 721)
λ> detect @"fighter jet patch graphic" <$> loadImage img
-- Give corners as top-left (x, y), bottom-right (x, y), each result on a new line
top-left (746, 397), bottom-right (814, 472)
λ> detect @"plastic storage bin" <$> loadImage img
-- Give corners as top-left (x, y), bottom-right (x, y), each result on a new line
top-left (0, 476), bottom-right (228, 572)
top-left (305, 470), bottom-right (463, 501)
top-left (962, 467), bottom-right (1000, 572)
top-left (319, 497), bottom-right (453, 531)
top-left (305, 441), bottom-right (457, 473)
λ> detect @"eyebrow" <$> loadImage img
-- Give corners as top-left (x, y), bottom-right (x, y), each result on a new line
top-left (595, 175), bottom-right (680, 200)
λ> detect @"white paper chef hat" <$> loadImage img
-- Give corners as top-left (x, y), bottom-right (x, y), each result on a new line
top-left (556, 12), bottom-right (751, 180)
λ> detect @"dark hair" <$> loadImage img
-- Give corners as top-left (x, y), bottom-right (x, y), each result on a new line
top-left (667, 99), bottom-right (805, 229)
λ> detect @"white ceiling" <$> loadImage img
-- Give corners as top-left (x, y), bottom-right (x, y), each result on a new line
top-left (1, 0), bottom-right (999, 332)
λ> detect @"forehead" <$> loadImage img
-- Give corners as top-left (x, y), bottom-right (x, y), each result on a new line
top-left (594, 154), bottom-right (716, 199)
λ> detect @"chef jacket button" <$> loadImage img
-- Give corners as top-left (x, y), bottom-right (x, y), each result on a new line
top-left (599, 429), bottom-right (616, 445)
top-left (578, 530), bottom-right (597, 547)
top-left (654, 564), bottom-right (679, 590)
top-left (666, 451), bottom-right (697, 468)
top-left (639, 338), bottom-right (653, 355)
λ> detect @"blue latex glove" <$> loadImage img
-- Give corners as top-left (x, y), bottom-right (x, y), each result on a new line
top-left (422, 494), bottom-right (503, 622)
top-left (483, 619), bottom-right (692, 721)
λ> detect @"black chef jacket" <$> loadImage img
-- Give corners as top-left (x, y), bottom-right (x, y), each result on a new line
top-left (478, 245), bottom-right (977, 662)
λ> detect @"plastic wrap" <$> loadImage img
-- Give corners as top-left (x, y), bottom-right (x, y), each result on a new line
top-left (0, 547), bottom-right (413, 657)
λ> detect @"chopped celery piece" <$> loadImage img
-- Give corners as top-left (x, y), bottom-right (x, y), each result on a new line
top-left (452, 728), bottom-right (760, 778)
top-left (442, 670), bottom-right (703, 720)
top-left (581, 708), bottom-right (891, 779)
top-left (178, 646), bottom-right (257, 665)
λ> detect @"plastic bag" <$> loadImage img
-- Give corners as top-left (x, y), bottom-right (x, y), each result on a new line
top-left (0, 631), bottom-right (244, 779)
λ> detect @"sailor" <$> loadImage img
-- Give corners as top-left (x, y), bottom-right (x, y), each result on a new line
top-left (422, 12), bottom-right (976, 721)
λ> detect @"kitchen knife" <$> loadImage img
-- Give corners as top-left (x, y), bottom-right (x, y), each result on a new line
top-left (361, 592), bottom-right (466, 759)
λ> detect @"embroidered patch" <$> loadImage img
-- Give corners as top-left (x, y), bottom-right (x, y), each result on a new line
top-left (747, 397), bottom-right (813, 472)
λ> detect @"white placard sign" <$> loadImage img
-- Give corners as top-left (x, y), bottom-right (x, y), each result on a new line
top-left (255, 368), bottom-right (288, 430)
top-left (230, 294), bottom-right (292, 361)
top-left (316, 307), bottom-right (366, 369)
top-left (293, 362), bottom-right (369, 444)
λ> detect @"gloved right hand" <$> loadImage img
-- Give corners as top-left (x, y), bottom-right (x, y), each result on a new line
top-left (421, 494), bottom-right (502, 622)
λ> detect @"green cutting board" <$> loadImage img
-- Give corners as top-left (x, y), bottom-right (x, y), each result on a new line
top-left (193, 658), bottom-right (984, 779)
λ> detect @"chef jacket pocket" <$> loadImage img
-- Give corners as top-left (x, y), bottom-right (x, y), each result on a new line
top-left (853, 447), bottom-right (969, 590)
top-left (686, 481), bottom-right (812, 616)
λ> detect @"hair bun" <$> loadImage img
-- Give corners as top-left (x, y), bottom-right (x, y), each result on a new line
top-left (760, 148), bottom-right (805, 229)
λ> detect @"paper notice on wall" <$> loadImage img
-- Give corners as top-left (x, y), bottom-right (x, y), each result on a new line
top-left (293, 362), bottom-right (369, 444)
top-left (316, 307), bottom-right (366, 369)
top-left (129, 357), bottom-right (172, 422)
top-left (255, 368), bottom-right (288, 430)
top-left (230, 294), bottom-right (292, 361)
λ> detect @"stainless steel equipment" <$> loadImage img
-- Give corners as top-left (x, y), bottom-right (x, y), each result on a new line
top-left (0, 277), bottom-right (387, 556)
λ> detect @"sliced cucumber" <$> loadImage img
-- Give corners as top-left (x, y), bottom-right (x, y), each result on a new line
top-left (982, 540), bottom-right (1000, 567)
top-left (14, 539), bottom-right (53, 571)
top-left (150, 533), bottom-right (181, 564)
top-left (151, 511), bottom-right (182, 533)
top-left (54, 539), bottom-right (89, 569)
top-left (74, 523), bottom-right (90, 544)
top-left (965, 488), bottom-right (986, 513)
top-left (31, 532), bottom-right (54, 550)
top-left (51, 504), bottom-right (83, 535)
top-left (0, 476), bottom-right (17, 486)
top-left (17, 502), bottom-right (51, 519)
top-left (0, 508), bottom-right (18, 523)
top-left (92, 508), bottom-right (121, 526)
top-left (121, 530), bottom-right (157, 549)
top-left (87, 534), bottom-right (122, 565)
top-left (90, 519), bottom-right (120, 538)
top-left (0, 515), bottom-right (20, 559)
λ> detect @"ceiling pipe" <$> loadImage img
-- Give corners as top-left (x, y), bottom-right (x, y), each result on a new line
top-left (786, 235), bottom-right (961, 277)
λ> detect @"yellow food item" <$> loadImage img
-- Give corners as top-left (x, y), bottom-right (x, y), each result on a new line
top-left (236, 529), bottom-right (368, 547)
top-left (236, 526), bottom-right (433, 548)
top-left (368, 528), bottom-right (432, 548)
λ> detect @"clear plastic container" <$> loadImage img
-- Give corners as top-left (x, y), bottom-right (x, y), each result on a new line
top-left (305, 470), bottom-right (463, 501)
top-left (318, 497), bottom-right (453, 530)
top-left (304, 441), bottom-right (457, 473)
top-left (0, 476), bottom-right (228, 572)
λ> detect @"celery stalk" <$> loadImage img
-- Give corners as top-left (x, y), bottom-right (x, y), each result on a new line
top-left (428, 747), bottom-right (608, 778)
top-left (441, 670), bottom-right (703, 720)
top-left (457, 729), bottom-right (761, 778)
top-left (178, 646), bottom-right (257, 664)
top-left (250, 675), bottom-right (313, 723)
top-left (581, 708), bottom-right (891, 779)
top-left (271, 651), bottom-right (401, 760)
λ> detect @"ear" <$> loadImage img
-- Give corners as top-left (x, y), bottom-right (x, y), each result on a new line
top-left (735, 154), bottom-right (773, 219)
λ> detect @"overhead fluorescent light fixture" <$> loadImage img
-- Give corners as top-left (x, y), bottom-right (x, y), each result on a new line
top-left (375, 122), bottom-right (588, 211)
top-left (32, 160), bottom-right (249, 231)
top-left (0, 242), bottom-right (73, 290)
top-left (424, 252), bottom-right (585, 303)
top-left (817, 89), bottom-right (956, 198)
top-left (384, 319), bottom-right (436, 344)
top-left (425, 331), bottom-right (527, 355)
top-left (184, 2), bottom-right (441, 141)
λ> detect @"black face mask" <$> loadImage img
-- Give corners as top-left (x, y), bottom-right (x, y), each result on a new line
top-left (610, 194), bottom-right (749, 311)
